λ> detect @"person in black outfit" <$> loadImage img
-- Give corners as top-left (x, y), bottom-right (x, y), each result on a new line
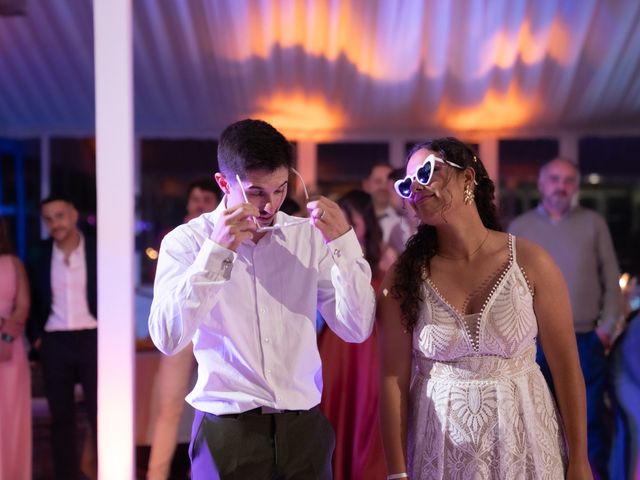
top-left (27, 195), bottom-right (97, 480)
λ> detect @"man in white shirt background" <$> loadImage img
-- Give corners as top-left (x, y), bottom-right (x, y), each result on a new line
top-left (362, 163), bottom-right (411, 254)
top-left (148, 118), bottom-right (376, 479)
top-left (27, 195), bottom-right (98, 480)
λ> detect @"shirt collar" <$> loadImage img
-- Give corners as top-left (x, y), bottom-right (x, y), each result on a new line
top-left (377, 206), bottom-right (398, 221)
top-left (52, 232), bottom-right (84, 259)
top-left (206, 196), bottom-right (228, 225)
top-left (536, 203), bottom-right (576, 224)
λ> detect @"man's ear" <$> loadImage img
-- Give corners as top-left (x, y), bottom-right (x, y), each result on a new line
top-left (214, 173), bottom-right (231, 196)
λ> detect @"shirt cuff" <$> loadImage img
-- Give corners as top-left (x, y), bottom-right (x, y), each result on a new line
top-left (192, 238), bottom-right (237, 281)
top-left (326, 228), bottom-right (364, 264)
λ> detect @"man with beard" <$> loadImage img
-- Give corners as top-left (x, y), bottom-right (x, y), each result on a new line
top-left (509, 157), bottom-right (621, 479)
top-left (27, 195), bottom-right (97, 480)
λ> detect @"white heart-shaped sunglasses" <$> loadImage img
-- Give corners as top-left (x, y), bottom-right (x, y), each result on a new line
top-left (394, 154), bottom-right (465, 199)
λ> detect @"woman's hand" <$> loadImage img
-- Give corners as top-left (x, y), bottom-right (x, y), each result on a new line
top-left (566, 458), bottom-right (593, 480)
top-left (0, 340), bottom-right (12, 362)
top-left (1, 317), bottom-right (25, 338)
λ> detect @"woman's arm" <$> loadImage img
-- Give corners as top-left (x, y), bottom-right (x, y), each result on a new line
top-left (1, 256), bottom-right (30, 337)
top-left (519, 239), bottom-right (592, 479)
top-left (0, 256), bottom-right (30, 362)
top-left (377, 266), bottom-right (413, 476)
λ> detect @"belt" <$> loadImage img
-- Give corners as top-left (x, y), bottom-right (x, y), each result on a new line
top-left (257, 406), bottom-right (287, 414)
top-left (218, 405), bottom-right (316, 418)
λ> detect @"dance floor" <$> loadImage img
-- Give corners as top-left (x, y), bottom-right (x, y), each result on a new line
top-left (31, 348), bottom-right (193, 480)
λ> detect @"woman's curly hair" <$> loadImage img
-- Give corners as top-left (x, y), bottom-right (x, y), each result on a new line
top-left (391, 137), bottom-right (502, 331)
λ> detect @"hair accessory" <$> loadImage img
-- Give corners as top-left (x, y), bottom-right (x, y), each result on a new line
top-left (387, 474), bottom-right (409, 480)
top-left (463, 183), bottom-right (475, 205)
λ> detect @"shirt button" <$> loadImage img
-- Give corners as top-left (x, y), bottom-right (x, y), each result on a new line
top-left (260, 307), bottom-right (267, 314)
top-left (264, 337), bottom-right (270, 343)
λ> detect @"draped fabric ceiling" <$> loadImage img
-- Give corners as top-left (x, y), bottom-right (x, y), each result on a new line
top-left (0, 0), bottom-right (639, 140)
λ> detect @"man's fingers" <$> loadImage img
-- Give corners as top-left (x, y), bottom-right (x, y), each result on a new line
top-left (308, 197), bottom-right (343, 223)
top-left (306, 197), bottom-right (325, 211)
top-left (225, 203), bottom-right (260, 220)
top-left (311, 207), bottom-right (324, 221)
top-left (229, 220), bottom-right (257, 234)
top-left (231, 230), bottom-right (254, 248)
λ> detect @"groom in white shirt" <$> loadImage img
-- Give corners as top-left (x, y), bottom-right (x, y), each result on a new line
top-left (148, 119), bottom-right (375, 479)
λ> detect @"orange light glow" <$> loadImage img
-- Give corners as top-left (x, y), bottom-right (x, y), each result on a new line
top-left (620, 272), bottom-right (630, 290)
top-left (490, 21), bottom-right (548, 69)
top-left (252, 91), bottom-right (345, 137)
top-left (211, 3), bottom-right (578, 85)
top-left (519, 20), bottom-right (552, 66)
top-left (481, 16), bottom-right (564, 74)
top-left (439, 84), bottom-right (538, 131)
top-left (547, 17), bottom-right (574, 65)
top-left (214, 2), bottom-right (418, 83)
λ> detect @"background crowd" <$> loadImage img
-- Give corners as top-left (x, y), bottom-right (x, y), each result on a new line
top-left (1, 139), bottom-right (639, 480)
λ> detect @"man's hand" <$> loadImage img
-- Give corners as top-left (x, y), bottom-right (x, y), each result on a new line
top-left (595, 327), bottom-right (611, 352)
top-left (307, 196), bottom-right (351, 243)
top-left (209, 203), bottom-right (258, 251)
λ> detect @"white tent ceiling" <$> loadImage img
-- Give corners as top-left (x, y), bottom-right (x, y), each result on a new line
top-left (1, 0), bottom-right (639, 140)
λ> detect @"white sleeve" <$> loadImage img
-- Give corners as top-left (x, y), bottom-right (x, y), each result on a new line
top-left (316, 228), bottom-right (375, 343)
top-left (148, 229), bottom-right (236, 355)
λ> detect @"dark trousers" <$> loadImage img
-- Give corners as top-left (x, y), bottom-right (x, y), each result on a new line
top-left (190, 406), bottom-right (335, 480)
top-left (537, 331), bottom-right (610, 479)
top-left (40, 329), bottom-right (98, 480)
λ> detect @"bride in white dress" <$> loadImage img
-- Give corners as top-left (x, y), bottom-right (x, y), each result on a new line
top-left (377, 138), bottom-right (592, 480)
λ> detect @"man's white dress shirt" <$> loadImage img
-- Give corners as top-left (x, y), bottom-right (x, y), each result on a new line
top-left (378, 206), bottom-right (411, 249)
top-left (46, 235), bottom-right (97, 332)
top-left (148, 201), bottom-right (375, 415)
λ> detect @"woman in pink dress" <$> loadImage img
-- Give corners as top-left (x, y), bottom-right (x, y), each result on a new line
top-left (0, 217), bottom-right (31, 480)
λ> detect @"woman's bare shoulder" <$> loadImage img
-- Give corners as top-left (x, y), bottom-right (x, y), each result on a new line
top-left (512, 235), bottom-right (560, 282)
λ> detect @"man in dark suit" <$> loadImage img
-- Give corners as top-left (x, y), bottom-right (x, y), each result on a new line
top-left (27, 194), bottom-right (97, 480)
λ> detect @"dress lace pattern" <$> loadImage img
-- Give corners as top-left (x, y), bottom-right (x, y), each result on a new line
top-left (409, 235), bottom-right (566, 479)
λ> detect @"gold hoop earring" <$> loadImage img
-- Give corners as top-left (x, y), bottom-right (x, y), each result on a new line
top-left (463, 183), bottom-right (475, 205)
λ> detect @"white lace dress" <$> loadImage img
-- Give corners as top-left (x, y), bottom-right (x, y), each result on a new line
top-left (409, 235), bottom-right (567, 479)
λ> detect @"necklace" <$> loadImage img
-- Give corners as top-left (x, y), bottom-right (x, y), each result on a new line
top-left (436, 229), bottom-right (490, 260)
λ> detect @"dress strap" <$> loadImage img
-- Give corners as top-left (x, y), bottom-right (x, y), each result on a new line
top-left (509, 233), bottom-right (516, 264)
